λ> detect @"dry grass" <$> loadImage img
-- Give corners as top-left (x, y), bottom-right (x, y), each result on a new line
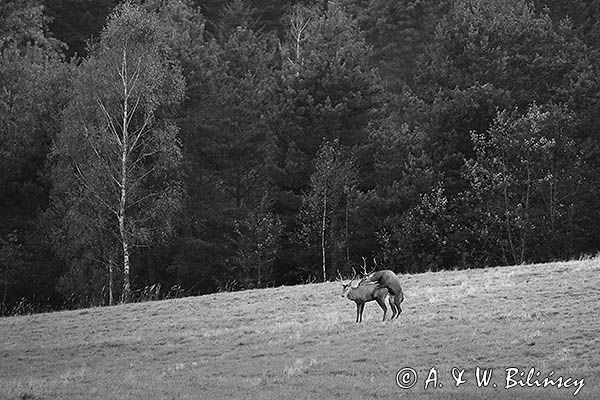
top-left (1, 258), bottom-right (599, 399)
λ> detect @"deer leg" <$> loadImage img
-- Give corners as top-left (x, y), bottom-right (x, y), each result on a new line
top-left (388, 295), bottom-right (397, 319)
top-left (394, 293), bottom-right (402, 319)
top-left (359, 303), bottom-right (366, 323)
top-left (355, 303), bottom-right (360, 323)
top-left (375, 296), bottom-right (387, 321)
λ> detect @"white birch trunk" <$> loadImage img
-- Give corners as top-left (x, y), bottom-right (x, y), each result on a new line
top-left (108, 256), bottom-right (114, 306)
top-left (321, 191), bottom-right (327, 282)
top-left (119, 47), bottom-right (131, 303)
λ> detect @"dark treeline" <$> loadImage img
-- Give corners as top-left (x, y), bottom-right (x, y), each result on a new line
top-left (2, 0), bottom-right (600, 313)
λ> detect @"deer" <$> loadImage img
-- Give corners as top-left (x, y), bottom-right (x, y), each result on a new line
top-left (357, 257), bottom-right (404, 320)
top-left (338, 269), bottom-right (398, 323)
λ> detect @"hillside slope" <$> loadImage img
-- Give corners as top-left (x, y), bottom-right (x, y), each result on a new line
top-left (1, 258), bottom-right (599, 399)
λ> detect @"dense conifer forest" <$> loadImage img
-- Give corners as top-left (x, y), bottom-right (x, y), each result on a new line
top-left (2, 0), bottom-right (600, 312)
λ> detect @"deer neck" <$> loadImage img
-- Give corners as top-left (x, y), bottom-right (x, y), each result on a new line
top-left (347, 288), bottom-right (360, 301)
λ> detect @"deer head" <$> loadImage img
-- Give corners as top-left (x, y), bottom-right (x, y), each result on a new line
top-left (337, 269), bottom-right (358, 297)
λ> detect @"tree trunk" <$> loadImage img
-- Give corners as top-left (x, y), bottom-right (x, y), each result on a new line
top-left (2, 280), bottom-right (7, 310)
top-left (502, 160), bottom-right (517, 265)
top-left (568, 203), bottom-right (574, 257)
top-left (345, 195), bottom-right (349, 265)
top-left (257, 257), bottom-right (261, 287)
top-left (321, 191), bottom-right (327, 282)
top-left (520, 162), bottom-right (531, 265)
top-left (108, 256), bottom-right (114, 306)
top-left (119, 130), bottom-right (130, 302)
top-left (290, 10), bottom-right (308, 77)
top-left (119, 170), bottom-right (130, 303)
top-left (295, 34), bottom-right (301, 75)
top-left (119, 48), bottom-right (131, 303)
top-left (121, 240), bottom-right (130, 303)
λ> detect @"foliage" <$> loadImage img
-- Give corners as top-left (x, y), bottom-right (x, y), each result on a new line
top-left (466, 104), bottom-right (585, 264)
top-left (174, 18), bottom-right (280, 291)
top-left (232, 204), bottom-right (282, 287)
top-left (43, 0), bottom-right (118, 57)
top-left (378, 184), bottom-right (455, 272)
top-left (384, 0), bottom-right (600, 269)
top-left (343, 0), bottom-right (452, 89)
top-left (3, 0), bottom-right (600, 311)
top-left (271, 3), bottom-right (383, 282)
top-left (0, 232), bottom-right (24, 307)
top-left (142, 0), bottom-right (208, 64)
top-left (215, 0), bottom-right (259, 40)
top-left (0, 0), bottom-right (71, 310)
top-left (533, 0), bottom-right (600, 48)
top-left (1, 0), bottom-right (63, 52)
top-left (274, 2), bottom-right (382, 195)
top-left (418, 0), bottom-right (590, 107)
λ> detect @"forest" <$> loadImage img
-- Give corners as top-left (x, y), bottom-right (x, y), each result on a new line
top-left (2, 0), bottom-right (600, 313)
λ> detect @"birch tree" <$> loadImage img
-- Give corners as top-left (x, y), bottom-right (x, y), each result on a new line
top-left (298, 140), bottom-right (357, 281)
top-left (50, 2), bottom-right (185, 303)
top-left (285, 4), bottom-right (313, 76)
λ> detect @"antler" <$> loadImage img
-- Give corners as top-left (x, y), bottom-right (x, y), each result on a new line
top-left (360, 256), bottom-right (375, 277)
top-left (337, 268), bottom-right (358, 284)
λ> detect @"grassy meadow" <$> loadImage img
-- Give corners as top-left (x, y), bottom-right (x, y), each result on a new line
top-left (1, 258), bottom-right (599, 399)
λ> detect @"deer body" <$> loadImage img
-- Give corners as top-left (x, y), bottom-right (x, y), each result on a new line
top-left (342, 282), bottom-right (398, 323)
top-left (361, 270), bottom-right (404, 319)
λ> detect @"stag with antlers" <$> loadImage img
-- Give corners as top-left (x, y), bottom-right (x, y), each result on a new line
top-left (357, 257), bottom-right (404, 320)
top-left (338, 269), bottom-right (398, 323)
